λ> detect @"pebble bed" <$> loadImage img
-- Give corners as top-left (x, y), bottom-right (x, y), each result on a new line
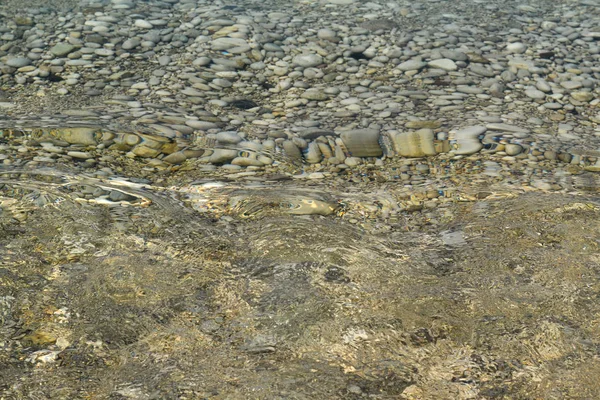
top-left (0, 0), bottom-right (598, 182)
top-left (0, 0), bottom-right (599, 221)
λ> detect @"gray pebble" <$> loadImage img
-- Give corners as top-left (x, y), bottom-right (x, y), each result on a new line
top-left (5, 57), bottom-right (31, 68)
top-left (396, 59), bottom-right (427, 71)
top-left (292, 54), bottom-right (323, 68)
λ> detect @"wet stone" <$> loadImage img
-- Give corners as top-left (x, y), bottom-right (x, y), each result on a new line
top-left (67, 151), bottom-right (93, 159)
top-left (396, 59), bottom-right (427, 71)
top-left (292, 54), bottom-right (323, 68)
top-left (428, 59), bottom-right (457, 71)
top-left (5, 57), bottom-right (31, 68)
top-left (50, 43), bottom-right (76, 57)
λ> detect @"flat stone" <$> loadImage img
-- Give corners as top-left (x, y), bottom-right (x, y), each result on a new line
top-left (211, 38), bottom-right (247, 51)
top-left (5, 57), bottom-right (31, 68)
top-left (405, 120), bottom-right (441, 129)
top-left (428, 58), bottom-right (457, 71)
top-left (292, 54), bottom-right (323, 68)
top-left (454, 126), bottom-right (487, 137)
top-left (396, 59), bottom-right (427, 71)
top-left (231, 157), bottom-right (264, 167)
top-left (67, 151), bottom-right (93, 159)
top-left (181, 88), bottom-right (205, 97)
top-left (536, 80), bottom-right (552, 93)
top-left (525, 88), bottom-right (546, 100)
top-left (506, 42), bottom-right (527, 54)
top-left (560, 81), bottom-right (583, 90)
top-left (543, 102), bottom-right (563, 110)
top-left (209, 149), bottom-right (238, 164)
top-left (440, 50), bottom-right (468, 61)
top-left (486, 123), bottom-right (528, 133)
top-left (216, 131), bottom-right (243, 144)
top-left (50, 43), bottom-right (76, 57)
top-left (186, 120), bottom-right (218, 130)
top-left (132, 145), bottom-right (160, 158)
top-left (297, 128), bottom-right (335, 140)
top-left (469, 64), bottom-right (495, 77)
top-left (134, 19), bottom-right (153, 29)
top-left (301, 90), bottom-right (328, 101)
top-left (66, 60), bottom-right (92, 66)
top-left (571, 91), bottom-right (594, 102)
top-left (122, 38), bottom-right (141, 50)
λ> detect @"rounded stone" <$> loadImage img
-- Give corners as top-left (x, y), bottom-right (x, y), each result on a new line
top-left (163, 152), bottom-right (187, 164)
top-left (317, 29), bottom-right (339, 42)
top-left (544, 151), bottom-right (557, 161)
top-left (216, 131), bottom-right (243, 144)
top-left (571, 91), bottom-right (594, 102)
top-left (209, 149), bottom-right (238, 164)
top-left (558, 153), bottom-right (573, 163)
top-left (506, 42), bottom-right (527, 54)
top-left (283, 140), bottom-right (303, 161)
top-left (135, 19), bottom-right (153, 29)
top-left (5, 57), bottom-right (32, 68)
top-left (50, 43), bottom-right (76, 57)
top-left (231, 157), bottom-right (264, 167)
top-left (428, 58), bottom-right (458, 71)
top-left (292, 54), bottom-right (323, 68)
top-left (525, 88), bottom-right (546, 100)
top-left (303, 141), bottom-right (323, 164)
top-left (396, 59), bottom-right (427, 71)
top-left (505, 144), bottom-right (523, 156)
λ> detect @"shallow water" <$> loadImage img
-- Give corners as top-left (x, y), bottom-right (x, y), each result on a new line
top-left (1, 157), bottom-right (600, 399)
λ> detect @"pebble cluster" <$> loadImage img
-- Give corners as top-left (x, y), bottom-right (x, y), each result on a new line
top-left (0, 0), bottom-right (599, 214)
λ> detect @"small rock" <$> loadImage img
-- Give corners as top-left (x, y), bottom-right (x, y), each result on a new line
top-left (571, 91), bottom-right (594, 102)
top-left (216, 131), bottom-right (243, 144)
top-left (506, 42), bottom-right (527, 54)
top-left (525, 88), bottom-right (546, 100)
top-left (396, 59), bottom-right (427, 71)
top-left (134, 19), bottom-right (153, 29)
top-left (301, 89), bottom-right (328, 101)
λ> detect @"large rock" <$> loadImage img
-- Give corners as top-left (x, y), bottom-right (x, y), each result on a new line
top-left (5, 57), bottom-right (31, 68)
top-left (340, 129), bottom-right (382, 157)
top-left (388, 129), bottom-right (437, 158)
top-left (50, 43), bottom-right (76, 57)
